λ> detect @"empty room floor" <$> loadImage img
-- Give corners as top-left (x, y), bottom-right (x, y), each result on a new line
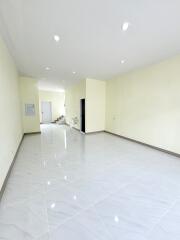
top-left (0, 125), bottom-right (180, 240)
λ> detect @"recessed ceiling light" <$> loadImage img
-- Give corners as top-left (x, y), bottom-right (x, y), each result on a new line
top-left (122, 22), bottom-right (130, 31)
top-left (121, 60), bottom-right (125, 64)
top-left (73, 195), bottom-right (77, 200)
top-left (54, 35), bottom-right (60, 42)
top-left (50, 203), bottom-right (56, 209)
top-left (72, 71), bottom-right (76, 74)
top-left (114, 216), bottom-right (119, 223)
top-left (45, 67), bottom-right (50, 70)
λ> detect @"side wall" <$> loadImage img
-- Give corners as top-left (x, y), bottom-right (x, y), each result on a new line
top-left (0, 36), bottom-right (23, 191)
top-left (65, 80), bottom-right (86, 130)
top-left (39, 90), bottom-right (65, 122)
top-left (106, 55), bottom-right (180, 154)
top-left (20, 77), bottom-right (40, 133)
top-left (86, 79), bottom-right (106, 133)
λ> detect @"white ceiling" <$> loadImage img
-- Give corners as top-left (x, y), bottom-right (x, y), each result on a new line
top-left (0, 0), bottom-right (180, 91)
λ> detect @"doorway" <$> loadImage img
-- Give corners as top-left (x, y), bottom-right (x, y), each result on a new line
top-left (80, 99), bottom-right (85, 133)
top-left (41, 101), bottom-right (52, 123)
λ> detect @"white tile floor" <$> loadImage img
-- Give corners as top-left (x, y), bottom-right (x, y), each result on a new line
top-left (0, 124), bottom-right (180, 239)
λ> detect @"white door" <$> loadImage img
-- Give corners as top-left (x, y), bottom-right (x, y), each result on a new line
top-left (41, 101), bottom-right (52, 123)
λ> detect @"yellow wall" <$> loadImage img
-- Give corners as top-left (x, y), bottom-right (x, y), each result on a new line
top-left (0, 36), bottom-right (23, 191)
top-left (86, 79), bottom-right (106, 133)
top-left (39, 90), bottom-right (65, 122)
top-left (65, 80), bottom-right (86, 129)
top-left (65, 79), bottom-right (106, 132)
top-left (106, 55), bottom-right (180, 154)
top-left (20, 77), bottom-right (40, 133)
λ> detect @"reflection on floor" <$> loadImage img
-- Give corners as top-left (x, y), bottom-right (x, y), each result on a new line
top-left (0, 124), bottom-right (180, 239)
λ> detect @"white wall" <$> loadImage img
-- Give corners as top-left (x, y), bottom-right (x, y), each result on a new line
top-left (20, 77), bottom-right (40, 133)
top-left (106, 55), bottom-right (180, 154)
top-left (39, 90), bottom-right (65, 122)
top-left (86, 78), bottom-right (106, 133)
top-left (0, 36), bottom-right (23, 191)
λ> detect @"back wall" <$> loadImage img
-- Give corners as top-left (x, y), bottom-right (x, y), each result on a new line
top-left (39, 90), bottom-right (65, 122)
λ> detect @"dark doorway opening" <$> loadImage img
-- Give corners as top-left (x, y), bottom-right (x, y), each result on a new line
top-left (80, 99), bottom-right (85, 133)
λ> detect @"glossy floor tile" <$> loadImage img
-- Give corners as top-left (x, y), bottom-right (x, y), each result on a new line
top-left (0, 124), bottom-right (180, 239)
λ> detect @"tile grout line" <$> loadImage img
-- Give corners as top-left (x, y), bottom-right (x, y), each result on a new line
top-left (43, 173), bottom-right (142, 235)
top-left (90, 205), bottom-right (115, 240)
top-left (3, 125), bottom-right (180, 239)
top-left (38, 148), bottom-right (53, 240)
top-left (28, 165), bottom-right (145, 239)
top-left (146, 199), bottom-right (178, 238)
top-left (91, 167), bottom-right (149, 240)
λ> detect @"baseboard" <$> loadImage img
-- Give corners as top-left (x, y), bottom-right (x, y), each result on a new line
top-left (72, 127), bottom-right (80, 132)
top-left (86, 130), bottom-right (105, 134)
top-left (66, 123), bottom-right (104, 134)
top-left (65, 123), bottom-right (80, 132)
top-left (105, 131), bottom-right (180, 158)
top-left (24, 131), bottom-right (41, 135)
top-left (0, 134), bottom-right (25, 202)
top-left (66, 124), bottom-right (105, 135)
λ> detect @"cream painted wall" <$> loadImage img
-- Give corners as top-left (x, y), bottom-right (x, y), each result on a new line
top-left (0, 36), bottom-right (23, 191)
top-left (106, 55), bottom-right (180, 154)
top-left (65, 80), bottom-right (86, 130)
top-left (86, 79), bottom-right (106, 133)
top-left (20, 77), bottom-right (40, 133)
top-left (65, 79), bottom-right (106, 132)
top-left (39, 90), bottom-right (65, 122)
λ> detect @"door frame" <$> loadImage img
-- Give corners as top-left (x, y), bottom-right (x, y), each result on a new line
top-left (80, 99), bottom-right (85, 133)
